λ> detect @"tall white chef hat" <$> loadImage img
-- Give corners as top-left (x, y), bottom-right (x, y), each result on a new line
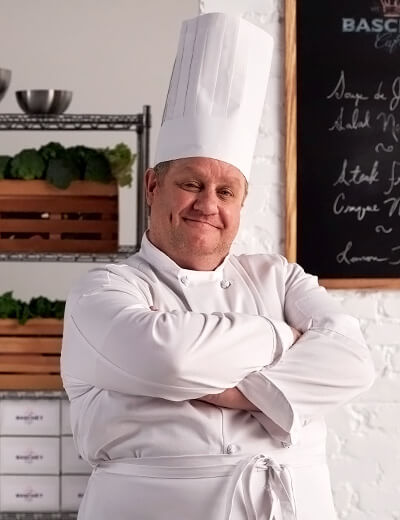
top-left (154, 12), bottom-right (273, 181)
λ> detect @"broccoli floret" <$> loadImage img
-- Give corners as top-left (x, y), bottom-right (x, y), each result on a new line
top-left (84, 149), bottom-right (112, 183)
top-left (0, 155), bottom-right (11, 179)
top-left (38, 142), bottom-right (66, 162)
top-left (46, 157), bottom-right (80, 189)
top-left (10, 149), bottom-right (45, 180)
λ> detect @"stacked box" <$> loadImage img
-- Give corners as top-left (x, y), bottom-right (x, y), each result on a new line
top-left (0, 397), bottom-right (92, 513)
top-left (0, 398), bottom-right (60, 512)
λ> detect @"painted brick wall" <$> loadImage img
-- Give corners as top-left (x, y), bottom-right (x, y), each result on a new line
top-left (201, 1), bottom-right (399, 518)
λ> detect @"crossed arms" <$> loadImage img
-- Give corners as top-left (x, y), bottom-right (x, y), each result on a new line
top-left (61, 260), bottom-right (375, 443)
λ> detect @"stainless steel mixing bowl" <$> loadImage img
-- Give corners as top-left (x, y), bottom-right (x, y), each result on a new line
top-left (0, 69), bottom-right (11, 103)
top-left (15, 89), bottom-right (73, 114)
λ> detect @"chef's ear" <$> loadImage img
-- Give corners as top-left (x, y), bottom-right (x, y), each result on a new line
top-left (145, 168), bottom-right (158, 206)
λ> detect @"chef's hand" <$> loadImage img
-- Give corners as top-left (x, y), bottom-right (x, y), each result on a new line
top-left (197, 387), bottom-right (259, 411)
top-left (290, 326), bottom-right (302, 344)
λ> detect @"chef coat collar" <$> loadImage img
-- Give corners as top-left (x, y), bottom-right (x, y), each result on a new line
top-left (139, 231), bottom-right (230, 284)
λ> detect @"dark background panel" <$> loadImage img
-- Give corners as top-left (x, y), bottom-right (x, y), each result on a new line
top-left (296, 0), bottom-right (400, 278)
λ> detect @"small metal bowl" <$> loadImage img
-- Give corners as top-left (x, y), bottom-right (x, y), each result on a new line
top-left (0, 69), bottom-right (12, 103)
top-left (16, 89), bottom-right (73, 115)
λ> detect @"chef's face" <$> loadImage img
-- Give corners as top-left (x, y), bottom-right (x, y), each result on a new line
top-left (145, 157), bottom-right (246, 270)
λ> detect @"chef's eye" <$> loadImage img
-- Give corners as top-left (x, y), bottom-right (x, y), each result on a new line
top-left (182, 182), bottom-right (201, 191)
top-left (219, 188), bottom-right (233, 198)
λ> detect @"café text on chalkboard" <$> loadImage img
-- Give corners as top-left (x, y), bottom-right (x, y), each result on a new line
top-left (286, 0), bottom-right (400, 288)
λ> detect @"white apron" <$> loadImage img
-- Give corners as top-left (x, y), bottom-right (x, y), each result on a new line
top-left (78, 451), bottom-right (336, 520)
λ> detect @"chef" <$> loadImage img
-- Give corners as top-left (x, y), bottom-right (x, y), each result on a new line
top-left (61, 12), bottom-right (375, 520)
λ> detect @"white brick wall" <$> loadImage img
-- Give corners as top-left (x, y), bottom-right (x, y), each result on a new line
top-left (201, 1), bottom-right (399, 518)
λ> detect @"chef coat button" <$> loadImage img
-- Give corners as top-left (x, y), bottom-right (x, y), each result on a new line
top-left (180, 276), bottom-right (189, 286)
top-left (281, 441), bottom-right (291, 449)
top-left (226, 443), bottom-right (239, 454)
top-left (220, 280), bottom-right (231, 289)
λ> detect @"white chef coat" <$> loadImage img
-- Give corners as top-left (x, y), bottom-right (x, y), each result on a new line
top-left (61, 233), bottom-right (375, 520)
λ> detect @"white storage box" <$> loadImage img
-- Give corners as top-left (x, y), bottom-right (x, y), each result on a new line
top-left (61, 399), bottom-right (73, 435)
top-left (0, 399), bottom-right (60, 435)
top-left (0, 475), bottom-right (59, 512)
top-left (0, 437), bottom-right (60, 475)
top-left (61, 436), bottom-right (91, 474)
top-left (61, 475), bottom-right (90, 511)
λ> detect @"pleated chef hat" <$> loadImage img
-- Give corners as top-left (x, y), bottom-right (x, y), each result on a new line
top-left (154, 12), bottom-right (274, 181)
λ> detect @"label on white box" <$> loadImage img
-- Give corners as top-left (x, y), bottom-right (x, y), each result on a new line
top-left (61, 399), bottom-right (73, 435)
top-left (0, 399), bottom-right (60, 435)
top-left (0, 475), bottom-right (59, 512)
top-left (0, 437), bottom-right (60, 475)
top-left (61, 475), bottom-right (90, 511)
top-left (61, 436), bottom-right (91, 474)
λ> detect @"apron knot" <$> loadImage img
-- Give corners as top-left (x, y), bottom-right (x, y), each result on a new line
top-left (224, 454), bottom-right (297, 520)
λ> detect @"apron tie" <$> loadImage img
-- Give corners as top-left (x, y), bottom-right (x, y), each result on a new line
top-left (223, 454), bottom-right (297, 520)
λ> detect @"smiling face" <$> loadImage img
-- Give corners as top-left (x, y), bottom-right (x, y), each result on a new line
top-left (145, 157), bottom-right (246, 270)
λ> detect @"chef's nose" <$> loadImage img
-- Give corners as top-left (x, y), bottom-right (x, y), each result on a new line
top-left (193, 189), bottom-right (218, 215)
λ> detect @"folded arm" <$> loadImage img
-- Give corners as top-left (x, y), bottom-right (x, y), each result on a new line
top-left (61, 268), bottom-right (295, 401)
top-left (236, 261), bottom-right (375, 444)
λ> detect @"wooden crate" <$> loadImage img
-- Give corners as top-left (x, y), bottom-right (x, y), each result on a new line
top-left (0, 180), bottom-right (118, 253)
top-left (0, 318), bottom-right (63, 390)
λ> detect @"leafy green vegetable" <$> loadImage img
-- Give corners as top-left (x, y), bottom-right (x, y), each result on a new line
top-left (2, 141), bottom-right (135, 189)
top-left (65, 145), bottom-right (92, 177)
top-left (46, 157), bottom-right (80, 189)
top-left (84, 149), bottom-right (112, 183)
top-left (0, 292), bottom-right (65, 324)
top-left (0, 291), bottom-right (31, 324)
top-left (10, 149), bottom-right (45, 180)
top-left (0, 155), bottom-right (11, 179)
top-left (39, 142), bottom-right (66, 162)
top-left (101, 143), bottom-right (135, 187)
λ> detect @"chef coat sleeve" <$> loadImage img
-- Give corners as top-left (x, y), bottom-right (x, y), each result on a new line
top-left (61, 268), bottom-right (292, 401)
top-left (237, 259), bottom-right (375, 445)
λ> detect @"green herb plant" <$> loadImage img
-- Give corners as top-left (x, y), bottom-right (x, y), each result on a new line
top-left (0, 291), bottom-right (65, 325)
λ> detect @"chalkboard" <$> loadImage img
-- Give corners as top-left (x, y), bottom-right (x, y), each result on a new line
top-left (285, 0), bottom-right (400, 288)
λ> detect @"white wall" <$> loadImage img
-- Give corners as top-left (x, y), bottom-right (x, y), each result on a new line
top-left (201, 1), bottom-right (399, 519)
top-left (0, 0), bottom-right (198, 298)
top-left (0, 1), bottom-right (398, 518)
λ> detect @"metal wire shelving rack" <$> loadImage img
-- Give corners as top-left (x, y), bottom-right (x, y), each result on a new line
top-left (0, 106), bottom-right (151, 262)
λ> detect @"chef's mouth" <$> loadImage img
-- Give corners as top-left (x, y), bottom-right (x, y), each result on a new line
top-left (183, 218), bottom-right (220, 229)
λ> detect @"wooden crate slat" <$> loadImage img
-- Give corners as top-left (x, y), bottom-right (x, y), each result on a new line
top-left (0, 318), bottom-right (63, 335)
top-left (0, 374), bottom-right (63, 390)
top-left (0, 196), bottom-right (118, 213)
top-left (0, 238), bottom-right (118, 252)
top-left (0, 180), bottom-right (117, 196)
top-left (0, 354), bottom-right (60, 373)
top-left (0, 337), bottom-right (61, 353)
top-left (0, 218), bottom-right (118, 233)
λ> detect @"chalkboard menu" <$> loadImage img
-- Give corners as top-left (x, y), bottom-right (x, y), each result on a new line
top-left (288, 0), bottom-right (400, 287)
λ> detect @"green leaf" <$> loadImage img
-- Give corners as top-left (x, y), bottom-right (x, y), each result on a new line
top-left (100, 143), bottom-right (135, 188)
top-left (0, 292), bottom-right (65, 322)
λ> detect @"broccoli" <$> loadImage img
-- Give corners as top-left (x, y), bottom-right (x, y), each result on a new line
top-left (46, 157), bottom-right (80, 189)
top-left (10, 149), bottom-right (45, 180)
top-left (0, 155), bottom-right (11, 179)
top-left (84, 149), bottom-right (112, 183)
top-left (38, 142), bottom-right (66, 162)
top-left (3, 142), bottom-right (135, 188)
